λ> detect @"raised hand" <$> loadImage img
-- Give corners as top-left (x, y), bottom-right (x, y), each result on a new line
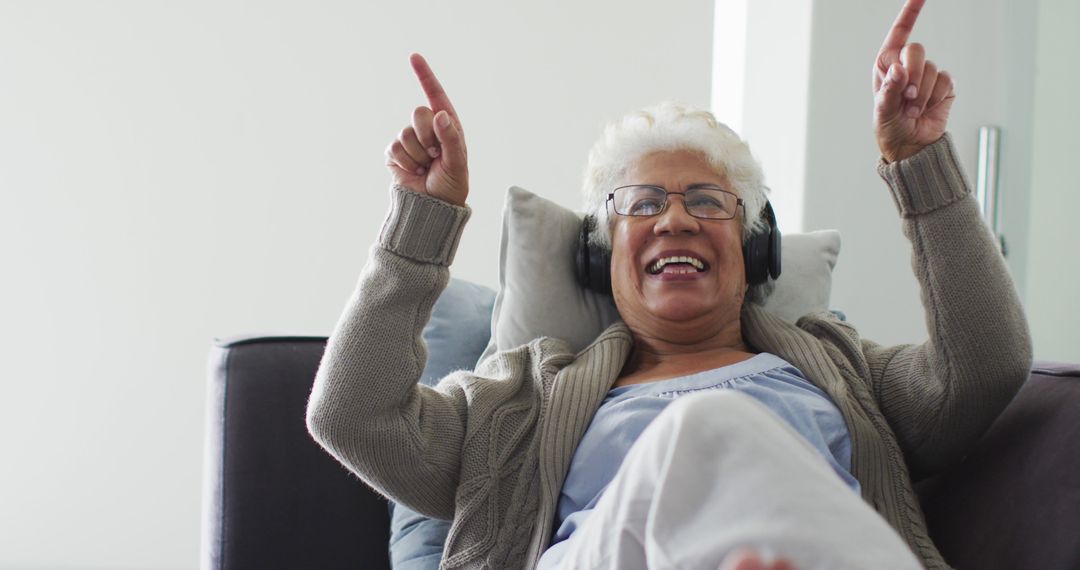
top-left (385, 53), bottom-right (469, 206)
top-left (872, 0), bottom-right (955, 163)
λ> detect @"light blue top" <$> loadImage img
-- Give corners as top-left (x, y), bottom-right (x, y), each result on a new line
top-left (538, 352), bottom-right (859, 568)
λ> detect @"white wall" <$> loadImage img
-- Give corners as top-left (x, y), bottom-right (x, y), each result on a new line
top-left (1026, 0), bottom-right (1080, 362)
top-left (0, 1), bottom-right (713, 568)
top-left (795, 0), bottom-right (1027, 346)
top-left (741, 0), bottom-right (1080, 358)
top-left (711, 0), bottom-right (748, 134)
top-left (740, 0), bottom-right (813, 235)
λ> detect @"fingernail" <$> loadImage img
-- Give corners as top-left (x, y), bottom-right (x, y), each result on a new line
top-left (427, 146), bottom-right (440, 158)
top-left (906, 104), bottom-right (921, 118)
top-left (437, 112), bottom-right (450, 128)
top-left (905, 85), bottom-right (918, 99)
top-left (416, 166), bottom-right (426, 175)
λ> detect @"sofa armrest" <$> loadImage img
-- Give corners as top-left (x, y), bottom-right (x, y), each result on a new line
top-left (200, 335), bottom-right (391, 570)
top-left (916, 360), bottom-right (1080, 569)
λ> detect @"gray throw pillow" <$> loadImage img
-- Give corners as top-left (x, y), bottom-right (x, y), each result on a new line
top-left (482, 186), bottom-right (841, 358)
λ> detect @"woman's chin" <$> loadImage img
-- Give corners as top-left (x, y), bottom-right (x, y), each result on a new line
top-left (643, 296), bottom-right (716, 324)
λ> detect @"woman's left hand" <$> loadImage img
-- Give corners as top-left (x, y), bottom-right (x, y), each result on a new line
top-left (872, 0), bottom-right (955, 163)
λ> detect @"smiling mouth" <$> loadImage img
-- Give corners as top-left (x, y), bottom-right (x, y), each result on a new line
top-left (646, 255), bottom-right (709, 275)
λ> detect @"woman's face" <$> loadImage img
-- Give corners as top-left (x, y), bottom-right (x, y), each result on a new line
top-left (609, 149), bottom-right (747, 339)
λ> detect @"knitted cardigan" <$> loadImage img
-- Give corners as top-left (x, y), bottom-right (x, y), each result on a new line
top-left (306, 134), bottom-right (1031, 570)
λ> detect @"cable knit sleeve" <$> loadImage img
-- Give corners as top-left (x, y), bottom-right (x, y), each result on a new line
top-left (305, 186), bottom-right (471, 520)
top-left (864, 133), bottom-right (1032, 479)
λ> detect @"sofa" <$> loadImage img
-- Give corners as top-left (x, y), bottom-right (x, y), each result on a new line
top-left (200, 280), bottom-right (1080, 570)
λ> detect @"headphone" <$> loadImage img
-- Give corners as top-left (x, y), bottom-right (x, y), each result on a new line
top-left (575, 201), bottom-right (782, 295)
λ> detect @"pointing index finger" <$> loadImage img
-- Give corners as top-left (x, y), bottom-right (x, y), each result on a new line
top-left (410, 53), bottom-right (459, 122)
top-left (879, 0), bottom-right (926, 55)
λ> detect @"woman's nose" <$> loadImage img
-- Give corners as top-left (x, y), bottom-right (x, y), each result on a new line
top-left (653, 196), bottom-right (701, 235)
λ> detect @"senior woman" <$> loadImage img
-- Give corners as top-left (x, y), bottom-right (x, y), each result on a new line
top-left (306, 2), bottom-right (1030, 568)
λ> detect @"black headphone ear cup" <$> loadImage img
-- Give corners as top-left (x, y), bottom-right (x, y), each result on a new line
top-left (743, 232), bottom-right (768, 286)
top-left (744, 201), bottom-right (781, 286)
top-left (575, 217), bottom-right (593, 289)
top-left (591, 246), bottom-right (612, 295)
top-left (576, 215), bottom-right (614, 295)
top-left (768, 219), bottom-right (782, 280)
top-left (763, 201), bottom-right (781, 280)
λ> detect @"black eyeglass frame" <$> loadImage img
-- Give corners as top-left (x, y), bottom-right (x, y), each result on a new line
top-left (606, 184), bottom-right (745, 221)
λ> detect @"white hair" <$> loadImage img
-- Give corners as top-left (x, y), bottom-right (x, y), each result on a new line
top-left (581, 101), bottom-right (775, 303)
top-left (582, 101), bottom-right (770, 248)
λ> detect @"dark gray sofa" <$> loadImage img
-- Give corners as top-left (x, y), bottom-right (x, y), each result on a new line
top-left (200, 334), bottom-right (1080, 569)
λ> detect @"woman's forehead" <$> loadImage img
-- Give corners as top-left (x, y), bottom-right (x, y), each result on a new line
top-left (621, 149), bottom-right (731, 189)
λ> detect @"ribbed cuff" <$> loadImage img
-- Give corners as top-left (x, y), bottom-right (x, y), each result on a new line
top-left (877, 133), bottom-right (971, 218)
top-left (377, 186), bottom-right (471, 266)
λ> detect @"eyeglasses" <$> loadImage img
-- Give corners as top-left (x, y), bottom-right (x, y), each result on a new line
top-left (607, 184), bottom-right (743, 220)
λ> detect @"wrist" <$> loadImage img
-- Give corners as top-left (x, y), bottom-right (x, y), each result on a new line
top-left (880, 144), bottom-right (923, 164)
top-left (876, 133), bottom-right (970, 218)
top-left (379, 186), bottom-right (471, 266)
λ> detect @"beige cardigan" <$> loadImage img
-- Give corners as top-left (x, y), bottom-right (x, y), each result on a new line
top-left (306, 134), bottom-right (1031, 570)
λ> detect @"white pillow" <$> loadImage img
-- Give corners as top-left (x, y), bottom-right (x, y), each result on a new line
top-left (482, 186), bottom-right (840, 358)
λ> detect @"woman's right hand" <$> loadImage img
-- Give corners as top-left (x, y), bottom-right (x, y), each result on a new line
top-left (385, 53), bottom-right (469, 207)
